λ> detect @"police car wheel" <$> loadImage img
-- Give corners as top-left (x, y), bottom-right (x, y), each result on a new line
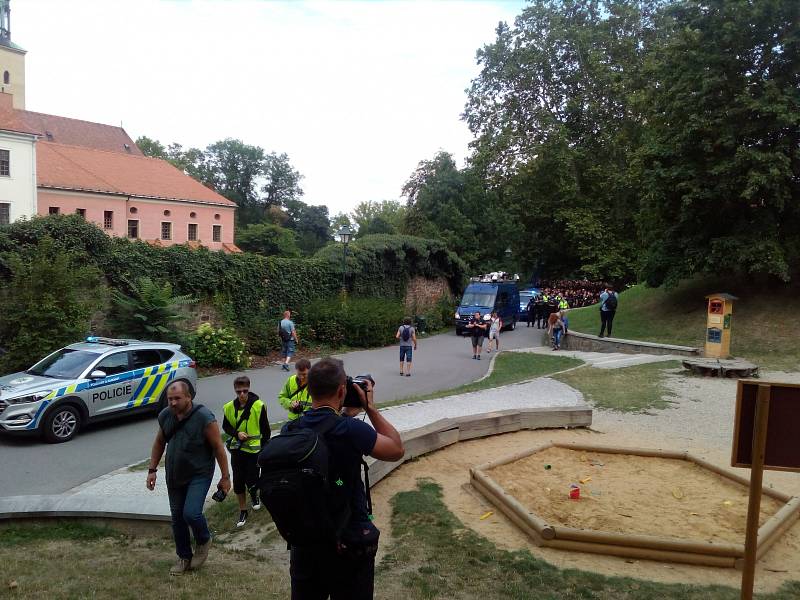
top-left (43, 404), bottom-right (81, 443)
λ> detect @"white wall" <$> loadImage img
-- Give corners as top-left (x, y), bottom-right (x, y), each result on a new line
top-left (0, 130), bottom-right (36, 222)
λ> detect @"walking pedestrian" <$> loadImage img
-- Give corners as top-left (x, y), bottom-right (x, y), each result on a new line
top-left (278, 310), bottom-right (298, 371)
top-left (599, 285), bottom-right (619, 338)
top-left (395, 317), bottom-right (417, 376)
top-left (222, 375), bottom-right (270, 528)
top-left (526, 296), bottom-right (535, 327)
top-left (486, 310), bottom-right (502, 353)
top-left (548, 310), bottom-right (565, 351)
top-left (145, 381), bottom-right (231, 575)
top-left (466, 312), bottom-right (487, 359)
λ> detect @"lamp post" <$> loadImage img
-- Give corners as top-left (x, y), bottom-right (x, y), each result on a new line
top-left (504, 246), bottom-right (513, 276)
top-left (337, 225), bottom-right (353, 292)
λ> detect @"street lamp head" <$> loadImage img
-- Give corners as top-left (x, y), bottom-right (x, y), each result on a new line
top-left (504, 246), bottom-right (512, 258)
top-left (337, 225), bottom-right (353, 245)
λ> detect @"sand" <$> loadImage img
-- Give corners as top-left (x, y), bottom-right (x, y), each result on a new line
top-left (370, 428), bottom-right (800, 593)
top-left (486, 446), bottom-right (784, 544)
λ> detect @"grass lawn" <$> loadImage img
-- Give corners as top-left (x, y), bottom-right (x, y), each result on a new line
top-left (380, 352), bottom-right (584, 408)
top-left (565, 278), bottom-right (800, 371)
top-left (4, 482), bottom-right (799, 599)
top-left (553, 360), bottom-right (681, 413)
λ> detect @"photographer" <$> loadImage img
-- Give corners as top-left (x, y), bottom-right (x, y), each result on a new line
top-left (287, 357), bottom-right (404, 599)
top-left (278, 358), bottom-right (312, 421)
top-left (222, 375), bottom-right (270, 528)
top-left (145, 381), bottom-right (231, 576)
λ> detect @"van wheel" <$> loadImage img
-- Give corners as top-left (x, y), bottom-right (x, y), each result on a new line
top-left (510, 318), bottom-right (517, 331)
top-left (43, 404), bottom-right (81, 443)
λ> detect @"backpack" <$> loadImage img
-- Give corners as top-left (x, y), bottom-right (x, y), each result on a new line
top-left (278, 324), bottom-right (292, 342)
top-left (257, 415), bottom-right (361, 547)
top-left (604, 293), bottom-right (618, 311)
top-left (401, 325), bottom-right (411, 342)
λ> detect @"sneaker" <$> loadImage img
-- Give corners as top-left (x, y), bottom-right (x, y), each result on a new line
top-left (236, 510), bottom-right (248, 528)
top-left (281, 364), bottom-right (290, 371)
top-left (170, 558), bottom-right (192, 576)
top-left (477, 355), bottom-right (481, 360)
top-left (250, 490), bottom-right (261, 511)
top-left (192, 538), bottom-right (212, 570)
top-left (405, 373), bottom-right (411, 377)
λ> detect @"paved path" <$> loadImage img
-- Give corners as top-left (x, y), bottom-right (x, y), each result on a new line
top-left (0, 326), bottom-right (543, 497)
top-left (12, 377), bottom-right (585, 518)
top-left (519, 348), bottom-right (681, 369)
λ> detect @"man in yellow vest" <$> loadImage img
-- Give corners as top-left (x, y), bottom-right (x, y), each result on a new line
top-left (278, 358), bottom-right (312, 421)
top-left (223, 375), bottom-right (270, 528)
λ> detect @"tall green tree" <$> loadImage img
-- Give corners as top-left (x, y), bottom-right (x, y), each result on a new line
top-left (284, 199), bottom-right (331, 255)
top-left (351, 200), bottom-right (405, 237)
top-left (262, 152), bottom-right (304, 207)
top-left (636, 0), bottom-right (800, 286)
top-left (235, 222), bottom-right (300, 257)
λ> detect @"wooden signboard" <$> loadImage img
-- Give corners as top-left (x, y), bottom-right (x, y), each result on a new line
top-left (732, 381), bottom-right (800, 472)
top-left (731, 380), bottom-right (800, 600)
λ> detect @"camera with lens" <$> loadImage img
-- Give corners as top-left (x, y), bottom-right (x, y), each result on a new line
top-left (211, 488), bottom-right (227, 502)
top-left (343, 374), bottom-right (375, 408)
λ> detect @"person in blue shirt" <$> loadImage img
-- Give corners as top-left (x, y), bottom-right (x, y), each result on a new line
top-left (599, 285), bottom-right (619, 338)
top-left (287, 357), bottom-right (404, 600)
top-left (279, 310), bottom-right (299, 371)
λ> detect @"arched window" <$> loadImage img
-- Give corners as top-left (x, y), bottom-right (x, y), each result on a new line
top-left (3, 71), bottom-right (9, 85)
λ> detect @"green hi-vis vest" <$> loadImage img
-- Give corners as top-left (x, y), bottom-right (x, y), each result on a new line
top-left (559, 299), bottom-right (568, 310)
top-left (278, 374), bottom-right (312, 421)
top-left (223, 399), bottom-right (266, 453)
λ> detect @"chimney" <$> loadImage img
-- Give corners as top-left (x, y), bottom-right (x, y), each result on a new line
top-left (0, 91), bottom-right (12, 110)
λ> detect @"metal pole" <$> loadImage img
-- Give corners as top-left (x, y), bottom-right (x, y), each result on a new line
top-left (342, 242), bottom-right (348, 291)
top-left (740, 384), bottom-right (770, 600)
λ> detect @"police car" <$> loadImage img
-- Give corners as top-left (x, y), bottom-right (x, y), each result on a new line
top-left (0, 337), bottom-right (197, 443)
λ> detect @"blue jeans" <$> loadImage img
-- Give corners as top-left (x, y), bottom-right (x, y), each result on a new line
top-left (167, 475), bottom-right (212, 559)
top-left (399, 346), bottom-right (412, 362)
top-left (552, 328), bottom-right (563, 347)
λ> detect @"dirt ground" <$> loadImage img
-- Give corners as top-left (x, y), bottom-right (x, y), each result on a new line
top-left (371, 428), bottom-right (800, 593)
top-left (487, 446), bottom-right (784, 543)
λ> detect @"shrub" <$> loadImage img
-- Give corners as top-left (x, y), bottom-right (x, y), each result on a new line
top-left (297, 297), bottom-right (405, 349)
top-left (0, 238), bottom-right (104, 374)
top-left (109, 276), bottom-right (197, 341)
top-left (191, 323), bottom-right (251, 369)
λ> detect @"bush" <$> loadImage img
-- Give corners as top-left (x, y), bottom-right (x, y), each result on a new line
top-left (109, 277), bottom-right (197, 341)
top-left (0, 238), bottom-right (104, 374)
top-left (190, 323), bottom-right (251, 369)
top-left (297, 297), bottom-right (405, 349)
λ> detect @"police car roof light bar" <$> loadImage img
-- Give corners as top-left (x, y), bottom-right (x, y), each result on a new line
top-left (85, 336), bottom-right (131, 346)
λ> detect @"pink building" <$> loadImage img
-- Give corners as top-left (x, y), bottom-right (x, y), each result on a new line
top-left (0, 93), bottom-right (239, 251)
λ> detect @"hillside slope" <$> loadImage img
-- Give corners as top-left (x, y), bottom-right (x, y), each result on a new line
top-left (565, 279), bottom-right (800, 371)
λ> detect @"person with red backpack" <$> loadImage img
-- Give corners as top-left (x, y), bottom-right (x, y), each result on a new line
top-left (395, 316), bottom-right (417, 377)
top-left (258, 357), bottom-right (404, 600)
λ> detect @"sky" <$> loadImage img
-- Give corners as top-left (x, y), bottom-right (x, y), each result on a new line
top-left (14, 0), bottom-right (525, 215)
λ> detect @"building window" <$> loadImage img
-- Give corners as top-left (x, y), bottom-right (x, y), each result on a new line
top-left (49, 206), bottom-right (60, 215)
top-left (129, 206), bottom-right (138, 214)
top-left (0, 149), bottom-right (9, 176)
top-left (128, 220), bottom-right (139, 239)
top-left (76, 208), bottom-right (86, 219)
top-left (188, 223), bottom-right (198, 241)
top-left (163, 209), bottom-right (170, 216)
top-left (161, 222), bottom-right (172, 240)
top-left (214, 213), bottom-right (220, 220)
top-left (189, 211), bottom-right (196, 218)
top-left (212, 225), bottom-right (221, 242)
top-left (103, 210), bottom-right (113, 229)
top-left (3, 71), bottom-right (8, 85)
top-left (0, 202), bottom-right (9, 225)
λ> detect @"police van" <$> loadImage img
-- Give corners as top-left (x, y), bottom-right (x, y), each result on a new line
top-left (454, 273), bottom-right (521, 335)
top-left (0, 337), bottom-right (198, 443)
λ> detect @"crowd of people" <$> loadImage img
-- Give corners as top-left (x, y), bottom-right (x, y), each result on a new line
top-left (537, 279), bottom-right (606, 308)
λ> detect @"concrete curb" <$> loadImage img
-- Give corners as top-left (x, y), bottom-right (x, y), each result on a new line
top-left (562, 331), bottom-right (700, 357)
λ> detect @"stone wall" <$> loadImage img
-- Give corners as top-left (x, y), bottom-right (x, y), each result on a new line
top-left (404, 276), bottom-right (452, 312)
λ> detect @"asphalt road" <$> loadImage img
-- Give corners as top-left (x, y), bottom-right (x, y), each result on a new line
top-left (0, 325), bottom-right (546, 496)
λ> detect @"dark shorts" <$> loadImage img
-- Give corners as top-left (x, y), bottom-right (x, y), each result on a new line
top-left (282, 339), bottom-right (296, 358)
top-left (399, 346), bottom-right (413, 362)
top-left (471, 335), bottom-right (484, 347)
top-left (230, 450), bottom-right (260, 495)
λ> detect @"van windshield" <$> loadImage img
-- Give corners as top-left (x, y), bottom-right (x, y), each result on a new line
top-left (461, 291), bottom-right (496, 307)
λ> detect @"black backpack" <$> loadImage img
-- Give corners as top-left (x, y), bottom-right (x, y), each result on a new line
top-left (278, 325), bottom-right (292, 342)
top-left (258, 415), bottom-right (366, 547)
top-left (604, 293), bottom-right (618, 311)
top-left (401, 325), bottom-right (411, 342)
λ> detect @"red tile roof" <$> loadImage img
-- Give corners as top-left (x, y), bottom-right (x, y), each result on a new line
top-left (37, 142), bottom-right (236, 207)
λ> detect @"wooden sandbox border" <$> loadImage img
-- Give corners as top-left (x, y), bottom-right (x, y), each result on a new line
top-left (470, 442), bottom-right (800, 569)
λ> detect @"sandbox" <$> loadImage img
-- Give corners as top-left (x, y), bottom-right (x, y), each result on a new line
top-left (470, 443), bottom-right (800, 568)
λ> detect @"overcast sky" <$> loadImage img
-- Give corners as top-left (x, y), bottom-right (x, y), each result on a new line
top-left (14, 0), bottom-right (524, 215)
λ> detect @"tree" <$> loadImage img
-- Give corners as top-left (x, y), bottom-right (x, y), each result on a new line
top-left (135, 136), bottom-right (167, 159)
top-left (235, 222), bottom-right (300, 257)
top-left (262, 152), bottom-right (304, 207)
top-left (109, 277), bottom-right (196, 342)
top-left (284, 199), bottom-right (332, 255)
top-left (0, 238), bottom-right (104, 374)
top-left (351, 200), bottom-right (405, 237)
top-left (636, 0), bottom-right (800, 286)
